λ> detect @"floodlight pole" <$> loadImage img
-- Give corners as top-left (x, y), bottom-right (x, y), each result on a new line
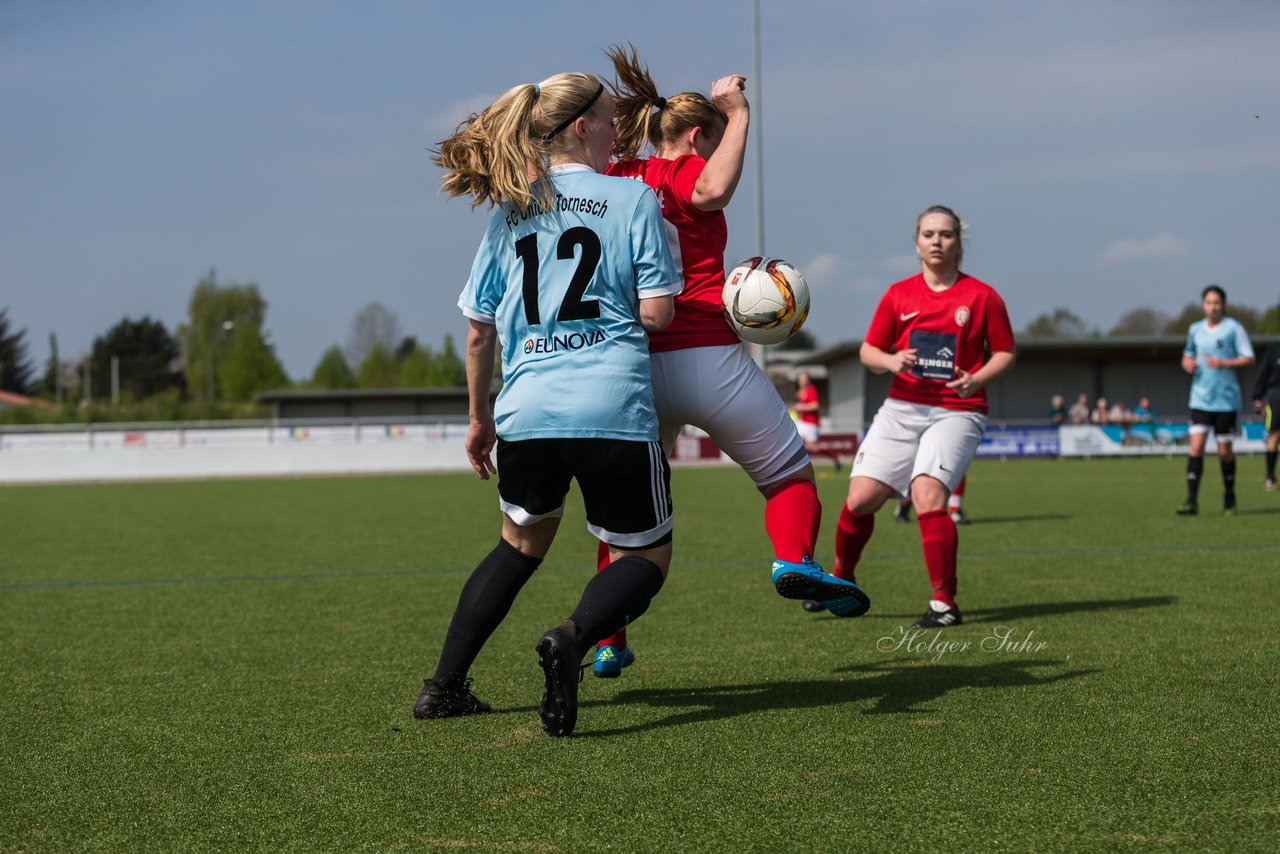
top-left (751, 0), bottom-right (767, 369)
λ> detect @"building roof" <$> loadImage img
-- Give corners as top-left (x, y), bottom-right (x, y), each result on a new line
top-left (0, 389), bottom-right (53, 409)
top-left (803, 335), bottom-right (1280, 366)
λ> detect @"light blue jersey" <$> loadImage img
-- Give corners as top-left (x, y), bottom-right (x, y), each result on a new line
top-left (458, 164), bottom-right (681, 441)
top-left (1184, 317), bottom-right (1254, 412)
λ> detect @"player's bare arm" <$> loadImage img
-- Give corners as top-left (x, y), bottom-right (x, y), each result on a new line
top-left (464, 319), bottom-right (498, 480)
top-left (1205, 354), bottom-right (1255, 369)
top-left (860, 341), bottom-right (918, 374)
top-left (639, 294), bottom-right (676, 331)
top-left (691, 75), bottom-right (748, 212)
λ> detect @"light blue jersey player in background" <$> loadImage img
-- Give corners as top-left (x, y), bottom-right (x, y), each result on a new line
top-left (1177, 284), bottom-right (1255, 515)
top-left (414, 71), bottom-right (682, 738)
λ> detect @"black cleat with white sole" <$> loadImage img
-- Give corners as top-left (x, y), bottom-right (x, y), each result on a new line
top-left (913, 603), bottom-right (963, 628)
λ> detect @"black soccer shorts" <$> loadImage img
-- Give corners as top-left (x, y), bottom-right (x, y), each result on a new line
top-left (1189, 408), bottom-right (1238, 437)
top-left (496, 437), bottom-right (673, 549)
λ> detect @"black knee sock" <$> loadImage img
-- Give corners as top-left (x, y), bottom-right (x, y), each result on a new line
top-left (568, 557), bottom-right (666, 649)
top-left (1266, 451), bottom-right (1277, 481)
top-left (1222, 457), bottom-right (1236, 503)
top-left (1186, 456), bottom-right (1204, 503)
top-left (432, 539), bottom-right (542, 687)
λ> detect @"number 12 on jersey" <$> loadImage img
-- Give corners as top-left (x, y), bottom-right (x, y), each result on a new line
top-left (515, 227), bottom-right (602, 326)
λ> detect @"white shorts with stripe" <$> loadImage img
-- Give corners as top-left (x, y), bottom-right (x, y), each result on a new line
top-left (651, 343), bottom-right (809, 489)
top-left (852, 397), bottom-right (986, 499)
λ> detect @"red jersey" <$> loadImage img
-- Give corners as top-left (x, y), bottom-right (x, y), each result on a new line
top-left (795, 385), bottom-right (820, 425)
top-left (863, 273), bottom-right (1015, 414)
top-left (606, 156), bottom-right (739, 353)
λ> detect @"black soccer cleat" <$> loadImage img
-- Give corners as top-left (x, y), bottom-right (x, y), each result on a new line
top-left (536, 620), bottom-right (583, 737)
top-left (895, 504), bottom-right (912, 524)
top-left (1175, 502), bottom-right (1198, 516)
top-left (413, 678), bottom-right (492, 719)
top-left (913, 603), bottom-right (963, 628)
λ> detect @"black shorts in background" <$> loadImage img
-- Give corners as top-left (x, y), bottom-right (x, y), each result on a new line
top-left (1189, 408), bottom-right (1238, 437)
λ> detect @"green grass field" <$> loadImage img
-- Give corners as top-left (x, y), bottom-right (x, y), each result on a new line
top-left (3, 458), bottom-right (1279, 851)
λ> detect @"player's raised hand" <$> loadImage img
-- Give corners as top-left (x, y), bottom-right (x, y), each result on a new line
top-left (710, 75), bottom-right (748, 116)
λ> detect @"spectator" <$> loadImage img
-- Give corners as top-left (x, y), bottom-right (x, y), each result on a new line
top-left (1090, 397), bottom-right (1110, 424)
top-left (1108, 399), bottom-right (1133, 424)
top-left (1068, 392), bottom-right (1090, 424)
top-left (1047, 394), bottom-right (1066, 425)
top-left (1129, 397), bottom-right (1155, 444)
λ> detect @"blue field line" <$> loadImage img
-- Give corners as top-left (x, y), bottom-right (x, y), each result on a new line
top-left (2, 538), bottom-right (1277, 592)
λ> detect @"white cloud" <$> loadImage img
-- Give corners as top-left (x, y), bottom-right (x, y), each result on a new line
top-left (1098, 232), bottom-right (1191, 265)
top-left (798, 252), bottom-right (844, 288)
top-left (880, 253), bottom-right (920, 276)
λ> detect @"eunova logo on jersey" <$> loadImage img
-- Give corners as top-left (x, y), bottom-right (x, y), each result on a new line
top-left (909, 330), bottom-right (959, 381)
top-left (523, 329), bottom-right (609, 355)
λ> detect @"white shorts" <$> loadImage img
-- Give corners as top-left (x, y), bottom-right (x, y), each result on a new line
top-left (852, 397), bottom-right (986, 498)
top-left (651, 344), bottom-right (809, 488)
top-left (795, 421), bottom-right (819, 444)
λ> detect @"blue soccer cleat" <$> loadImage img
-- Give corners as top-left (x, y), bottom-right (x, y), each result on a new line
top-left (772, 557), bottom-right (871, 618)
top-left (592, 644), bottom-right (636, 679)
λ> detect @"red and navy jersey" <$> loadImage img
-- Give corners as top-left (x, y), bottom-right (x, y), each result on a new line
top-left (863, 273), bottom-right (1015, 413)
top-left (606, 156), bottom-right (739, 353)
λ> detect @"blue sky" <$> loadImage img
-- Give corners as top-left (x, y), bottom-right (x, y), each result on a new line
top-left (3, 0), bottom-right (1278, 379)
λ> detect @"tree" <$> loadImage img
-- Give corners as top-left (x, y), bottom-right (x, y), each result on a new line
top-left (357, 344), bottom-right (399, 388)
top-left (89, 316), bottom-right (184, 402)
top-left (176, 269), bottom-right (269, 401)
top-left (1161, 300), bottom-right (1262, 335)
top-left (40, 332), bottom-right (61, 400)
top-left (398, 344), bottom-right (434, 387)
top-left (1108, 307), bottom-right (1170, 337)
top-left (1161, 303), bottom-right (1203, 336)
top-left (1260, 304), bottom-right (1280, 334)
top-left (432, 334), bottom-right (464, 387)
top-left (0, 308), bottom-right (35, 394)
top-left (1022, 308), bottom-right (1092, 338)
top-left (346, 302), bottom-right (402, 368)
top-left (217, 323), bottom-right (289, 402)
top-left (310, 346), bottom-right (357, 389)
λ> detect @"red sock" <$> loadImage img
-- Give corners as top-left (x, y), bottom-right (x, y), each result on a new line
top-left (833, 503), bottom-right (874, 581)
top-left (953, 476), bottom-right (966, 498)
top-left (594, 539), bottom-right (627, 649)
top-left (917, 509), bottom-right (958, 606)
top-left (763, 478), bottom-right (822, 563)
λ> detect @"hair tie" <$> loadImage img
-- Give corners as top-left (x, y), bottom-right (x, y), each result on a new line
top-left (654, 96), bottom-right (667, 110)
top-left (543, 83), bottom-right (604, 141)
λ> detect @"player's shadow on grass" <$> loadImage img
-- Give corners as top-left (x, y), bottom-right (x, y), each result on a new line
top-left (963, 513), bottom-right (1073, 525)
top-left (826, 595), bottom-right (1178, 625)
top-left (580, 658), bottom-right (1094, 736)
top-left (963, 595), bottom-right (1177, 624)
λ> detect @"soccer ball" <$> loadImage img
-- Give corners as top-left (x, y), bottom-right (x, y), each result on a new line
top-left (722, 257), bottom-right (811, 346)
